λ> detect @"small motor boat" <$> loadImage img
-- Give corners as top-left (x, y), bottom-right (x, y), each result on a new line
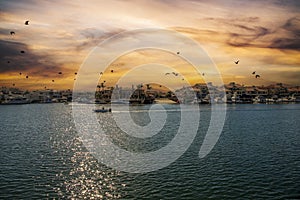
top-left (94, 107), bottom-right (112, 113)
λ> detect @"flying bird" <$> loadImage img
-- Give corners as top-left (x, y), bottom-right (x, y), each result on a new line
top-left (74, 72), bottom-right (77, 75)
top-left (234, 60), bottom-right (239, 64)
top-left (202, 73), bottom-right (205, 76)
top-left (25, 20), bottom-right (29, 25)
top-left (111, 70), bottom-right (114, 73)
top-left (7, 61), bottom-right (10, 63)
top-left (19, 72), bottom-right (22, 75)
top-left (100, 72), bottom-right (103, 75)
top-left (177, 52), bottom-right (180, 54)
top-left (252, 71), bottom-right (256, 75)
top-left (10, 31), bottom-right (15, 35)
top-left (26, 75), bottom-right (29, 79)
top-left (255, 75), bottom-right (260, 78)
top-left (12, 83), bottom-right (15, 86)
top-left (165, 73), bottom-right (170, 75)
top-left (58, 72), bottom-right (62, 74)
top-left (52, 80), bottom-right (55, 82)
top-left (172, 72), bottom-right (179, 76)
top-left (20, 50), bottom-right (25, 53)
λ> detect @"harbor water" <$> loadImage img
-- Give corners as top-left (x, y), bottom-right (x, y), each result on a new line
top-left (0, 103), bottom-right (299, 199)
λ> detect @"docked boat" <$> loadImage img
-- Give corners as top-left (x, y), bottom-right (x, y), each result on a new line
top-left (252, 96), bottom-right (266, 104)
top-left (266, 98), bottom-right (275, 103)
top-left (1, 96), bottom-right (29, 105)
top-left (231, 92), bottom-right (243, 103)
top-left (168, 95), bottom-right (180, 103)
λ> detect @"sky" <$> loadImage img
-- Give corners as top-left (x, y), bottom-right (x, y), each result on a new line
top-left (0, 0), bottom-right (299, 90)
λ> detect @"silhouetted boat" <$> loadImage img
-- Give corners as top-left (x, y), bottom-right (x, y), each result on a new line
top-left (94, 107), bottom-right (111, 113)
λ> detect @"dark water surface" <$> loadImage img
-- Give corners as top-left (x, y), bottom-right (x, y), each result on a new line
top-left (0, 103), bottom-right (299, 199)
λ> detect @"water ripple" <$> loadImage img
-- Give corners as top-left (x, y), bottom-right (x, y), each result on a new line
top-left (0, 104), bottom-right (299, 199)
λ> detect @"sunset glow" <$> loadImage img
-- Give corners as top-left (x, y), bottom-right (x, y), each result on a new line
top-left (1, 0), bottom-right (299, 90)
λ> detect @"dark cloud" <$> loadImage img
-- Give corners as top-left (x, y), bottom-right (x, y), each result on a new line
top-left (204, 15), bottom-right (300, 51)
top-left (0, 39), bottom-right (64, 77)
top-left (282, 17), bottom-right (300, 35)
top-left (273, 0), bottom-right (300, 9)
top-left (227, 26), bottom-right (272, 47)
top-left (234, 24), bottom-right (255, 32)
top-left (269, 38), bottom-right (300, 50)
top-left (0, 0), bottom-right (65, 13)
top-left (76, 27), bottom-right (124, 51)
top-left (225, 17), bottom-right (300, 51)
top-left (205, 16), bottom-right (260, 24)
top-left (269, 17), bottom-right (300, 50)
top-left (203, 16), bottom-right (273, 48)
top-left (0, 0), bottom-right (39, 13)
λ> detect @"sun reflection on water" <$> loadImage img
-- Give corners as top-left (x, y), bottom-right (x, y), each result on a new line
top-left (51, 120), bottom-right (126, 199)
